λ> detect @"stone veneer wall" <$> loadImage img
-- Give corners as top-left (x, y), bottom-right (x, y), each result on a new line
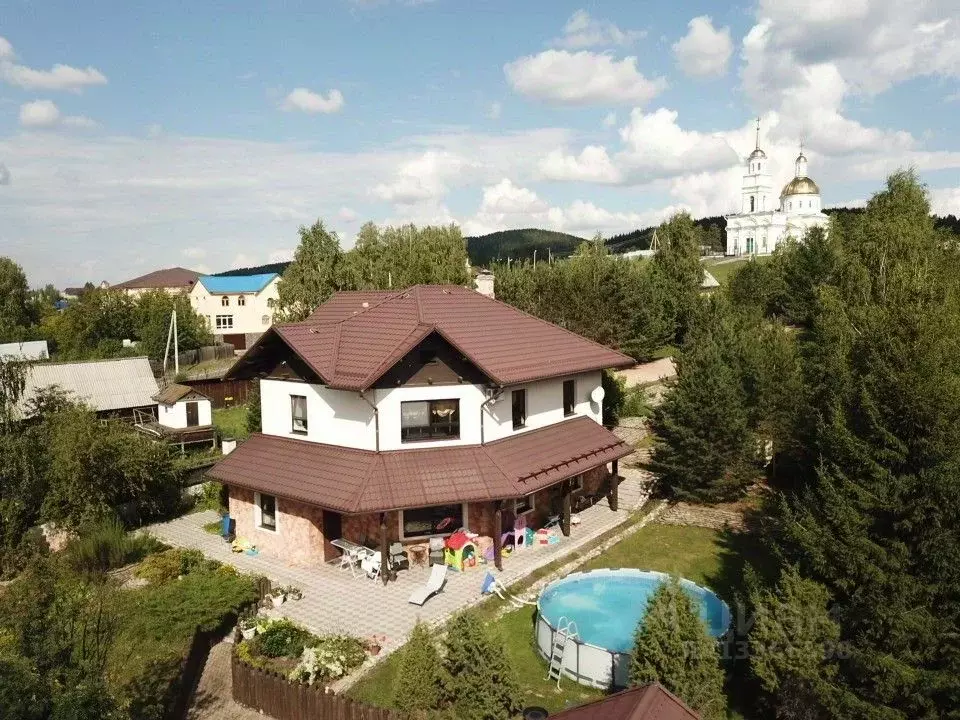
top-left (228, 485), bottom-right (327, 566)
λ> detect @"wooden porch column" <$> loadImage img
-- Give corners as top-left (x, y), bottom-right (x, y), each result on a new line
top-left (561, 480), bottom-right (571, 537)
top-left (610, 459), bottom-right (619, 512)
top-left (493, 501), bottom-right (503, 571)
top-left (379, 512), bottom-right (390, 586)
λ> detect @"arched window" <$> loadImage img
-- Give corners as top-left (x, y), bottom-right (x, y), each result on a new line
top-left (221, 296), bottom-right (229, 307)
top-left (238, 295), bottom-right (246, 307)
top-left (267, 298), bottom-right (275, 309)
top-left (750, 196), bottom-right (755, 212)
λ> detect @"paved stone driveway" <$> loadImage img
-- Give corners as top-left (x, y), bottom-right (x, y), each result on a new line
top-left (145, 473), bottom-right (650, 662)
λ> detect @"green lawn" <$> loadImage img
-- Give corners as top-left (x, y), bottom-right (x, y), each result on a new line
top-left (349, 522), bottom-right (735, 715)
top-left (703, 256), bottom-right (770, 286)
top-left (212, 405), bottom-right (249, 441)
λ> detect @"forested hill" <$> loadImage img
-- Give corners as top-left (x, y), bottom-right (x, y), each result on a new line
top-left (606, 216), bottom-right (726, 254)
top-left (214, 262), bottom-right (291, 277)
top-left (465, 229), bottom-right (587, 265)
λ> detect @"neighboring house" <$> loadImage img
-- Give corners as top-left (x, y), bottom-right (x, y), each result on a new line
top-left (18, 356), bottom-right (159, 421)
top-left (209, 284), bottom-right (635, 572)
top-left (112, 267), bottom-right (200, 297)
top-left (725, 121), bottom-right (828, 256)
top-left (61, 280), bottom-right (108, 300)
top-left (549, 683), bottom-right (699, 719)
top-left (189, 273), bottom-right (280, 351)
top-left (134, 383), bottom-right (216, 450)
top-left (0, 340), bottom-right (49, 361)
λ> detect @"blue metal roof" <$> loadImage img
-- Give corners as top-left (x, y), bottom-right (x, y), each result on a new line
top-left (198, 273), bottom-right (278, 293)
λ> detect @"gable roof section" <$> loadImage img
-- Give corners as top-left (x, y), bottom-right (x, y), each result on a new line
top-left (550, 684), bottom-right (700, 720)
top-left (197, 273), bottom-right (278, 294)
top-left (229, 285), bottom-right (634, 389)
top-left (153, 383), bottom-right (209, 405)
top-left (206, 416), bottom-right (631, 514)
top-left (20, 357), bottom-right (159, 416)
top-left (113, 267), bottom-right (199, 290)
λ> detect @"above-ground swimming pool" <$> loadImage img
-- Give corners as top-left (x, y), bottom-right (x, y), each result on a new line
top-left (536, 569), bottom-right (730, 689)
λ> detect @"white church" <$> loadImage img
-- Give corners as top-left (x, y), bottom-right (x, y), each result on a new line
top-left (725, 123), bottom-right (829, 256)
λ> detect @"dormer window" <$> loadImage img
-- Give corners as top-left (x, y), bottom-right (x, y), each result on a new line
top-left (221, 296), bottom-right (229, 307)
top-left (238, 295), bottom-right (246, 307)
top-left (401, 399), bottom-right (459, 442)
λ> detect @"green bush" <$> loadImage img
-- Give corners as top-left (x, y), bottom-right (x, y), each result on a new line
top-left (621, 384), bottom-right (652, 418)
top-left (194, 482), bottom-right (226, 513)
top-left (252, 619), bottom-right (314, 658)
top-left (65, 520), bottom-right (164, 577)
top-left (0, 648), bottom-right (47, 720)
top-left (134, 548), bottom-right (219, 585)
top-left (392, 622), bottom-right (441, 715)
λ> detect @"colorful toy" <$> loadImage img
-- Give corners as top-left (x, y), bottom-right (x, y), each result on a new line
top-left (444, 530), bottom-right (478, 571)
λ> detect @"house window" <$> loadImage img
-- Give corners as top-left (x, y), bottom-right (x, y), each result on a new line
top-left (262, 315), bottom-right (270, 325)
top-left (513, 493), bottom-right (535, 516)
top-left (512, 389), bottom-right (526, 429)
top-left (238, 295), bottom-right (246, 306)
top-left (267, 298), bottom-right (275, 308)
top-left (221, 296), bottom-right (229, 307)
top-left (750, 196), bottom-right (755, 212)
top-left (400, 399), bottom-right (460, 442)
top-left (291, 395), bottom-right (308, 434)
top-left (215, 315), bottom-right (233, 330)
top-left (400, 503), bottom-right (466, 540)
top-left (563, 379), bottom-right (575, 416)
top-left (255, 492), bottom-right (277, 532)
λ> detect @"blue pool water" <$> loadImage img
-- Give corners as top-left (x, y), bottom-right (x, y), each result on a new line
top-left (537, 570), bottom-right (730, 653)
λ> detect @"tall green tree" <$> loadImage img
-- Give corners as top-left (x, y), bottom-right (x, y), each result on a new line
top-left (276, 220), bottom-right (344, 321)
top-left (651, 213), bottom-right (704, 344)
top-left (764, 171), bottom-right (960, 718)
top-left (0, 257), bottom-right (31, 343)
top-left (132, 289), bottom-right (212, 363)
top-left (630, 578), bottom-right (726, 719)
top-left (41, 289), bottom-right (136, 359)
top-left (391, 622), bottom-right (441, 716)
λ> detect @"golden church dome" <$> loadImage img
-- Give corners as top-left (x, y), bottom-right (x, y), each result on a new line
top-left (780, 176), bottom-right (820, 197)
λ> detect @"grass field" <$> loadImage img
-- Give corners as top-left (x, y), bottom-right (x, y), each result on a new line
top-left (348, 522), bottom-right (731, 714)
top-left (703, 256), bottom-right (770, 286)
top-left (212, 405), bottom-right (249, 440)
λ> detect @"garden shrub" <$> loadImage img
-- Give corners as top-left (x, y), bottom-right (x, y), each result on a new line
top-left (134, 548), bottom-right (218, 585)
top-left (65, 520), bottom-right (165, 577)
top-left (0, 647), bottom-right (47, 720)
top-left (194, 481), bottom-right (226, 513)
top-left (252, 618), bottom-right (314, 658)
top-left (288, 637), bottom-right (366, 685)
top-left (392, 622), bottom-right (441, 715)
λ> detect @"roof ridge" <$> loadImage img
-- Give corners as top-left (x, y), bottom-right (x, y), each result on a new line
top-left (323, 288), bottom-right (403, 327)
top-left (355, 322), bottom-right (434, 389)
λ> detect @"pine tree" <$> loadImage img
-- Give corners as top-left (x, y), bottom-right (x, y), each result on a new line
top-left (392, 622), bottom-right (442, 717)
top-left (651, 213), bottom-right (704, 344)
top-left (647, 325), bottom-right (756, 502)
top-left (440, 612), bottom-right (521, 720)
top-left (630, 578), bottom-right (726, 719)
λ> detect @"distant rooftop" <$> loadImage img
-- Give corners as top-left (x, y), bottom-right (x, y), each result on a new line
top-left (196, 273), bottom-right (279, 294)
top-left (114, 267), bottom-right (200, 290)
top-left (0, 340), bottom-right (49, 361)
top-left (19, 356), bottom-right (159, 416)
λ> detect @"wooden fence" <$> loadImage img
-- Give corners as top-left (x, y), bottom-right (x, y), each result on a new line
top-left (232, 655), bottom-right (402, 720)
top-left (181, 377), bottom-right (253, 409)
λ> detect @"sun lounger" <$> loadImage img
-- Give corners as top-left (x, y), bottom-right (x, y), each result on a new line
top-left (408, 563), bottom-right (447, 605)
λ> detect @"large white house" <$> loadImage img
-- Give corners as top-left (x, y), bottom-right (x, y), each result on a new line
top-left (189, 273), bottom-right (280, 350)
top-left (725, 124), bottom-right (829, 256)
top-left (208, 285), bottom-right (635, 572)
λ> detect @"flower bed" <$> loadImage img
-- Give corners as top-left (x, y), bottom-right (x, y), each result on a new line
top-left (236, 617), bottom-right (368, 685)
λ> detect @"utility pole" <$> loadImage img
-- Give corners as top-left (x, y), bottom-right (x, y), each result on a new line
top-left (162, 308), bottom-right (180, 377)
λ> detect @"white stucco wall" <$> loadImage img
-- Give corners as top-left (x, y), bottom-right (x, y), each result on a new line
top-left (259, 370), bottom-right (605, 451)
top-left (190, 277), bottom-right (280, 336)
top-left (260, 378), bottom-right (377, 449)
top-left (157, 398), bottom-right (212, 429)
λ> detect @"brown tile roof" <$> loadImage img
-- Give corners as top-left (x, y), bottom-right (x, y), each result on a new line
top-left (207, 416), bottom-right (632, 514)
top-left (232, 285), bottom-right (634, 389)
top-left (153, 383), bottom-right (208, 405)
top-left (113, 267), bottom-right (199, 290)
top-left (550, 684), bottom-right (700, 720)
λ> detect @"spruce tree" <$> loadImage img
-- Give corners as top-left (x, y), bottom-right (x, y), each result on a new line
top-left (392, 622), bottom-right (441, 717)
top-left (440, 612), bottom-right (521, 720)
top-left (630, 578), bottom-right (726, 719)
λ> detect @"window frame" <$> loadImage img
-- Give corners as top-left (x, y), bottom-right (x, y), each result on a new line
top-left (221, 296), bottom-right (230, 307)
top-left (400, 398), bottom-right (461, 443)
top-left (512, 388), bottom-right (527, 430)
top-left (513, 493), bottom-right (535, 516)
top-left (399, 503), bottom-right (468, 540)
top-left (562, 379), bottom-right (576, 417)
top-left (237, 295), bottom-right (246, 307)
top-left (290, 394), bottom-right (308, 435)
top-left (254, 491), bottom-right (279, 533)
top-left (215, 314), bottom-right (233, 330)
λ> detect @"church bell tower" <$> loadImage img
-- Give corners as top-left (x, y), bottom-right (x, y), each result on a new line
top-left (741, 118), bottom-right (773, 214)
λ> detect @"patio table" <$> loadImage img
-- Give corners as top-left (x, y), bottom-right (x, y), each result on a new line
top-left (331, 538), bottom-right (374, 577)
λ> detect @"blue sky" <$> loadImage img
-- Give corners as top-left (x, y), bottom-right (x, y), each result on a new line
top-left (1, 0), bottom-right (958, 286)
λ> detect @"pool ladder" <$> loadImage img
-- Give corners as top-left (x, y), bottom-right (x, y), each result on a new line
top-left (547, 616), bottom-right (579, 689)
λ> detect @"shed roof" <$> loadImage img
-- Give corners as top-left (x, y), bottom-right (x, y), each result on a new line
top-left (550, 684), bottom-right (700, 720)
top-left (20, 356), bottom-right (159, 415)
top-left (197, 273), bottom-right (278, 294)
top-left (207, 416), bottom-right (631, 514)
top-left (229, 285), bottom-right (634, 390)
top-left (0, 340), bottom-right (49, 361)
top-left (113, 267), bottom-right (199, 290)
top-left (153, 383), bottom-right (209, 405)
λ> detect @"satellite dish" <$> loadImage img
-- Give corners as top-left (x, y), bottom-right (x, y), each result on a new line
top-left (590, 386), bottom-right (605, 404)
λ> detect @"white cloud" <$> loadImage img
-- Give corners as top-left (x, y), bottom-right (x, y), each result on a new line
top-left (552, 10), bottom-right (645, 49)
top-left (268, 249), bottom-right (294, 263)
top-left (372, 150), bottom-right (469, 203)
top-left (0, 37), bottom-right (13, 61)
top-left (62, 115), bottom-right (98, 129)
top-left (487, 101), bottom-right (502, 120)
top-left (602, 112), bottom-right (617, 128)
top-left (19, 100), bottom-right (60, 128)
top-left (672, 16), bottom-right (733, 78)
top-left (930, 186), bottom-right (960, 216)
top-left (281, 87), bottom-right (345, 114)
top-left (539, 107), bottom-right (737, 185)
top-left (504, 50), bottom-right (666, 106)
top-left (338, 206), bottom-right (359, 222)
top-left (182, 247), bottom-right (207, 259)
top-left (231, 253), bottom-right (259, 269)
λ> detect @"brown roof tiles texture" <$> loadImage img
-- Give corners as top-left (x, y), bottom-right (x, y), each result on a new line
top-left (207, 416), bottom-right (632, 514)
top-left (550, 684), bottom-right (700, 720)
top-left (245, 285), bottom-right (634, 390)
top-left (113, 267), bottom-right (200, 290)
